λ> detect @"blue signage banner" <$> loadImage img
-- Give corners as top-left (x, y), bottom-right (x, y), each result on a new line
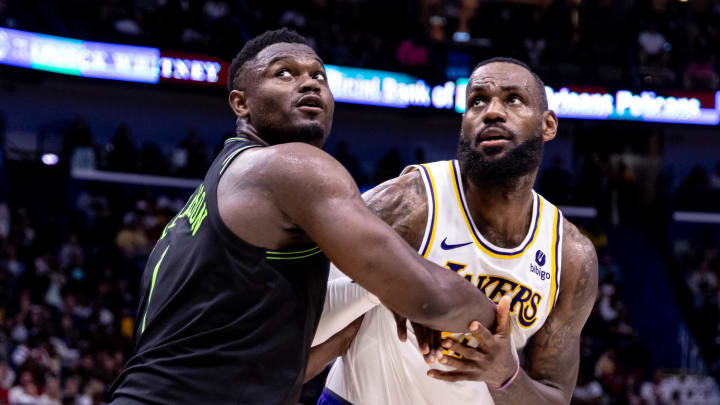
top-left (0, 27), bottom-right (159, 83)
top-left (453, 79), bottom-right (720, 126)
top-left (1, 27), bottom-right (718, 125)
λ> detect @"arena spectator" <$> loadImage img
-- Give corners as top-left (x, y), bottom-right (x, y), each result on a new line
top-left (8, 371), bottom-right (39, 405)
top-left (396, 35), bottom-right (429, 68)
top-left (638, 21), bottom-right (669, 67)
top-left (540, 156), bottom-right (572, 204)
top-left (684, 48), bottom-right (719, 91)
top-left (106, 124), bottom-right (137, 173)
top-left (114, 217), bottom-right (149, 259)
top-left (0, 361), bottom-right (14, 405)
top-left (710, 163), bottom-right (720, 190)
top-left (39, 376), bottom-right (61, 405)
top-left (373, 148), bottom-right (404, 185)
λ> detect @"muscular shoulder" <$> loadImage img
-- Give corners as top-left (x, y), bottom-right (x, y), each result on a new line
top-left (361, 169), bottom-right (429, 250)
top-left (223, 142), bottom-right (358, 198)
top-left (559, 219), bottom-right (598, 315)
top-left (217, 142), bottom-right (362, 247)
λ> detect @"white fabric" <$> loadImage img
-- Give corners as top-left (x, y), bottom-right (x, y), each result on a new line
top-left (326, 160), bottom-right (564, 405)
top-left (312, 266), bottom-right (380, 346)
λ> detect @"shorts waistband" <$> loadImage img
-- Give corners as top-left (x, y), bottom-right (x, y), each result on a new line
top-left (317, 388), bottom-right (354, 405)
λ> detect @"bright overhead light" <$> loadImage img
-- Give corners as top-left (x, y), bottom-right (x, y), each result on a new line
top-left (41, 153), bottom-right (59, 166)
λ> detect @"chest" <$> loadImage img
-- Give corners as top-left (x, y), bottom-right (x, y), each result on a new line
top-left (412, 160), bottom-right (564, 348)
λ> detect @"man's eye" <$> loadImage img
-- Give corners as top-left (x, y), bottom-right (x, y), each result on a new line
top-left (277, 69), bottom-right (292, 78)
top-left (472, 97), bottom-right (485, 106)
top-left (508, 95), bottom-right (522, 104)
top-left (313, 71), bottom-right (326, 81)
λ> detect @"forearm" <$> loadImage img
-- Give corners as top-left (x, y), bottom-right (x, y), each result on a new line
top-left (489, 369), bottom-right (568, 405)
top-left (335, 229), bottom-right (496, 332)
top-left (314, 214), bottom-right (495, 332)
top-left (305, 315), bottom-right (365, 383)
top-left (299, 193), bottom-right (496, 332)
top-left (305, 336), bottom-right (348, 383)
top-left (418, 267), bottom-right (496, 332)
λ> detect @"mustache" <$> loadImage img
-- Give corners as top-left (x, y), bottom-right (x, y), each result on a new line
top-left (477, 123), bottom-right (517, 139)
top-left (457, 129), bottom-right (544, 190)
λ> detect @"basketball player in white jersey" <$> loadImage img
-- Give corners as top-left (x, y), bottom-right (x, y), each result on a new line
top-left (309, 58), bottom-right (598, 405)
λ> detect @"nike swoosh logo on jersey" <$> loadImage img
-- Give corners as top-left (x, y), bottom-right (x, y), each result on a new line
top-left (440, 237), bottom-right (473, 250)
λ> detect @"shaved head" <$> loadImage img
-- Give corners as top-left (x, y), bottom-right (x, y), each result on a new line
top-left (472, 57), bottom-right (547, 110)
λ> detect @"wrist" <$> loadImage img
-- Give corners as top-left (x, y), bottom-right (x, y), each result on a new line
top-left (494, 357), bottom-right (520, 391)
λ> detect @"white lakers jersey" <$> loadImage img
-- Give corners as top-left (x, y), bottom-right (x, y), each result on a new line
top-left (325, 160), bottom-right (564, 405)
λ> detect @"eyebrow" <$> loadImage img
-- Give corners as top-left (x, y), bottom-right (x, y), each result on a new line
top-left (467, 84), bottom-right (528, 93)
top-left (266, 54), bottom-right (325, 68)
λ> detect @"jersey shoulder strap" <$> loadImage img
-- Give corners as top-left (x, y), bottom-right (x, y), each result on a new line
top-left (400, 161), bottom-right (454, 257)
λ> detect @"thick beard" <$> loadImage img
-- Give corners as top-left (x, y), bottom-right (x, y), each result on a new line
top-left (457, 130), bottom-right (544, 191)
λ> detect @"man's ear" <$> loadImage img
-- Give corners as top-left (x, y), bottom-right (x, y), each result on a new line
top-left (541, 110), bottom-right (558, 142)
top-left (229, 89), bottom-right (249, 119)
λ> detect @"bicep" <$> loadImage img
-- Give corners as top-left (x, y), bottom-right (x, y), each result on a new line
top-left (267, 147), bottom-right (430, 301)
top-left (525, 234), bottom-right (598, 399)
top-left (267, 144), bottom-right (374, 250)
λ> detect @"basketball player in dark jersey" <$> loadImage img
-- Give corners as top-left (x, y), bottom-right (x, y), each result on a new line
top-left (108, 29), bottom-right (500, 405)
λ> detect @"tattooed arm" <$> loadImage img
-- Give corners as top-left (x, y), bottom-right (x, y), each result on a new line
top-left (363, 169), bottom-right (447, 358)
top-left (489, 220), bottom-right (598, 404)
top-left (362, 169), bottom-right (428, 251)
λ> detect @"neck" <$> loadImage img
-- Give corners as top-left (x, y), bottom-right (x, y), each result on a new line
top-left (235, 119), bottom-right (325, 148)
top-left (461, 169), bottom-right (538, 248)
top-left (235, 119), bottom-right (269, 146)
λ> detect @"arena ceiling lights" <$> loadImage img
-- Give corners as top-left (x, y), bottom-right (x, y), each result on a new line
top-left (1, 27), bottom-right (718, 126)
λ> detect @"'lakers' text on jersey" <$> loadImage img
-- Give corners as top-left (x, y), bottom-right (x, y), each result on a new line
top-left (326, 160), bottom-right (564, 405)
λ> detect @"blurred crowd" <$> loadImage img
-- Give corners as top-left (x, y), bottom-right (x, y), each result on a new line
top-left (574, 224), bottom-right (720, 405)
top-left (60, 117), bottom-right (215, 179)
top-left (1, 0), bottom-right (719, 91)
top-left (677, 227), bottom-right (720, 384)
top-left (0, 188), bottom-right (186, 405)
top-left (573, 227), bottom-right (653, 404)
top-left (50, 115), bottom-right (720, 220)
top-left (674, 164), bottom-right (720, 212)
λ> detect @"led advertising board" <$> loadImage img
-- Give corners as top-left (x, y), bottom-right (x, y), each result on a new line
top-left (2, 28), bottom-right (718, 125)
top-left (324, 64), bottom-right (457, 110)
top-left (0, 27), bottom-right (159, 83)
top-left (159, 52), bottom-right (227, 86)
top-left (453, 79), bottom-right (720, 126)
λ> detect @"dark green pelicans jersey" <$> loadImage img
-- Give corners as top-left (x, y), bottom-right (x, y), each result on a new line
top-left (109, 137), bottom-right (330, 405)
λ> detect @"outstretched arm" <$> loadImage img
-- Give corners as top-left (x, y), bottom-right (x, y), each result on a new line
top-left (261, 144), bottom-right (496, 332)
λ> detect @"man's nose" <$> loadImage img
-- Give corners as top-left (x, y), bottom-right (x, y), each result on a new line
top-left (299, 72), bottom-right (321, 93)
top-left (483, 98), bottom-right (507, 123)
